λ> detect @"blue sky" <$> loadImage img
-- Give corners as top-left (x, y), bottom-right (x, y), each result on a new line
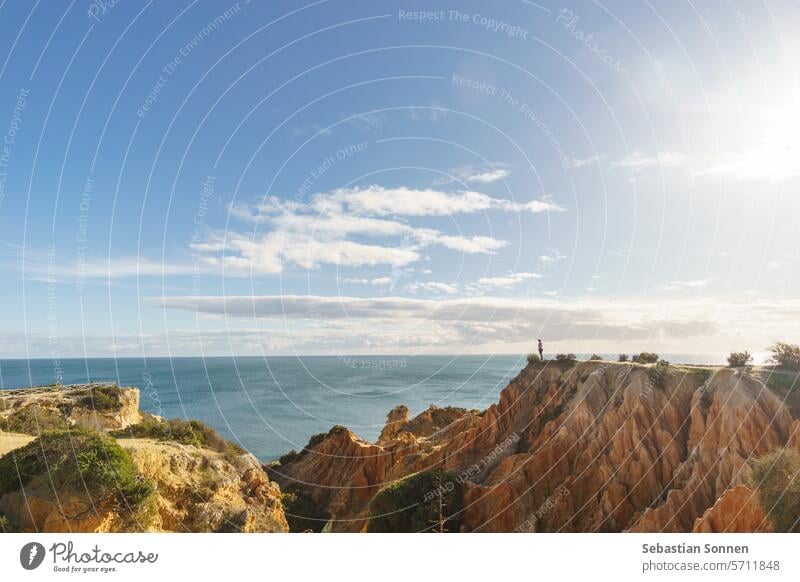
top-left (0, 0), bottom-right (798, 358)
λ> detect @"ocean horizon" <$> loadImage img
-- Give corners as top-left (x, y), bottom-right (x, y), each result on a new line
top-left (1, 354), bottom-right (725, 461)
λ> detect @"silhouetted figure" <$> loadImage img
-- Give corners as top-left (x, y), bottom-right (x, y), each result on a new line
top-left (538, 339), bottom-right (544, 360)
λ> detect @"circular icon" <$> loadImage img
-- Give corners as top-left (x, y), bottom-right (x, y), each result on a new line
top-left (20, 542), bottom-right (46, 570)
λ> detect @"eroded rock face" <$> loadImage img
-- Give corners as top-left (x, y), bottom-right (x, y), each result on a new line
top-left (274, 362), bottom-right (796, 532)
top-left (122, 439), bottom-right (288, 533)
top-left (0, 385), bottom-right (142, 432)
top-left (692, 485), bottom-right (771, 533)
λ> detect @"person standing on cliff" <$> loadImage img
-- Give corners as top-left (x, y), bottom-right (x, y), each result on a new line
top-left (538, 339), bottom-right (544, 360)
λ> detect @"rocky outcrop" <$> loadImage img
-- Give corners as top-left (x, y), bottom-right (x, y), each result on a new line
top-left (0, 384), bottom-right (142, 433)
top-left (274, 361), bottom-right (796, 532)
top-left (0, 385), bottom-right (288, 533)
top-left (122, 439), bottom-right (287, 532)
top-left (692, 485), bottom-right (770, 533)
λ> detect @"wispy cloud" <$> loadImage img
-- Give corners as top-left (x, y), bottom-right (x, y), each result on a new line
top-left (406, 281), bottom-right (459, 294)
top-left (564, 155), bottom-right (602, 169)
top-left (612, 151), bottom-right (689, 172)
top-left (657, 277), bottom-right (715, 291)
top-left (342, 276), bottom-right (392, 286)
top-left (477, 272), bottom-right (540, 288)
top-left (147, 293), bottom-right (800, 354)
top-left (435, 163), bottom-right (511, 185)
top-left (203, 185), bottom-right (563, 275)
top-left (539, 249), bottom-right (567, 265)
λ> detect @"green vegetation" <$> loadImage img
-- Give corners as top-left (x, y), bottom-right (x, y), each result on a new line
top-left (727, 351), bottom-right (753, 368)
top-left (647, 359), bottom-right (670, 388)
top-left (281, 487), bottom-right (331, 532)
top-left (367, 469), bottom-right (464, 533)
top-left (768, 342), bottom-right (800, 371)
top-left (2, 404), bottom-right (69, 434)
top-left (0, 513), bottom-right (15, 532)
top-left (278, 450), bottom-right (300, 465)
top-left (111, 415), bottom-right (244, 457)
top-left (618, 354), bottom-right (629, 362)
top-left (750, 448), bottom-right (800, 532)
top-left (78, 385), bottom-right (124, 412)
top-left (632, 352), bottom-right (659, 364)
top-left (526, 352), bottom-right (541, 364)
top-left (0, 429), bottom-right (154, 511)
top-left (554, 353), bottom-right (577, 362)
top-left (763, 369), bottom-right (800, 418)
top-left (588, 354), bottom-right (602, 361)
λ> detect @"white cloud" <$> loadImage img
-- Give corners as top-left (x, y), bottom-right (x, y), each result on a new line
top-left (325, 185), bottom-right (560, 216)
top-left (657, 277), bottom-right (715, 291)
top-left (193, 184), bottom-right (563, 275)
top-left (477, 272), bottom-right (540, 288)
top-left (342, 277), bottom-right (392, 286)
top-left (564, 155), bottom-right (602, 169)
top-left (539, 250), bottom-right (567, 265)
top-left (612, 151), bottom-right (690, 172)
top-left (147, 293), bottom-right (800, 355)
top-left (406, 281), bottom-right (459, 294)
top-left (435, 164), bottom-right (511, 185)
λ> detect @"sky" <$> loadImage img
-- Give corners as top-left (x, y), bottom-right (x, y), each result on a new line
top-left (0, 0), bottom-right (798, 359)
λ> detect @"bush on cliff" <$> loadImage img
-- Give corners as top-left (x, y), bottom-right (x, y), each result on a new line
top-left (618, 354), bottom-right (629, 362)
top-left (281, 487), bottom-right (331, 532)
top-left (526, 353), bottom-right (541, 364)
top-left (554, 353), bottom-right (577, 362)
top-left (646, 360), bottom-right (670, 388)
top-left (588, 354), bottom-right (602, 361)
top-left (111, 415), bottom-right (244, 457)
top-left (751, 448), bottom-right (800, 532)
top-left (727, 351), bottom-right (753, 368)
top-left (768, 342), bottom-right (800, 371)
top-left (78, 385), bottom-right (124, 412)
top-left (2, 404), bottom-right (69, 434)
top-left (0, 429), bottom-right (154, 512)
top-left (632, 352), bottom-right (659, 364)
top-left (367, 469), bottom-right (464, 533)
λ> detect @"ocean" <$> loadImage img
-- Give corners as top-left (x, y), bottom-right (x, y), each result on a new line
top-left (0, 353), bottom-right (723, 461)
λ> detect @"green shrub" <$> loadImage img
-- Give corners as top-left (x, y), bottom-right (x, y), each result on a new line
top-left (0, 513), bottom-right (15, 532)
top-left (526, 353), bottom-right (541, 364)
top-left (751, 448), bottom-right (800, 532)
top-left (588, 354), bottom-right (602, 361)
top-left (618, 354), bottom-right (629, 362)
top-left (281, 488), bottom-right (330, 532)
top-left (111, 415), bottom-right (244, 457)
top-left (2, 404), bottom-right (69, 435)
top-left (367, 469), bottom-right (464, 533)
top-left (727, 351), bottom-right (753, 368)
top-left (278, 450), bottom-right (299, 465)
top-left (647, 360), bottom-right (670, 388)
top-left (0, 429), bottom-right (154, 511)
top-left (768, 343), bottom-right (800, 371)
top-left (554, 353), bottom-right (577, 362)
top-left (78, 385), bottom-right (124, 412)
top-left (633, 352), bottom-right (659, 364)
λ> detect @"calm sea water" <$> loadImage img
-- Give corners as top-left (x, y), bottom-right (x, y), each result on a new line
top-left (0, 353), bottom-right (722, 461)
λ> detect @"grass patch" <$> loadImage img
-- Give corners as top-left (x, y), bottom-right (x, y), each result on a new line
top-left (2, 404), bottom-right (69, 434)
top-left (0, 429), bottom-right (154, 511)
top-left (367, 469), bottom-right (464, 533)
top-left (111, 414), bottom-right (245, 457)
top-left (764, 369), bottom-right (800, 417)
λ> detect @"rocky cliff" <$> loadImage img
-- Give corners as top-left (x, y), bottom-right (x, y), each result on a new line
top-left (272, 360), bottom-right (799, 532)
top-left (0, 384), bottom-right (287, 533)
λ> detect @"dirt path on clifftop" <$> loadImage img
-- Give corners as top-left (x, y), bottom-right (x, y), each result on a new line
top-left (0, 431), bottom-right (35, 455)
